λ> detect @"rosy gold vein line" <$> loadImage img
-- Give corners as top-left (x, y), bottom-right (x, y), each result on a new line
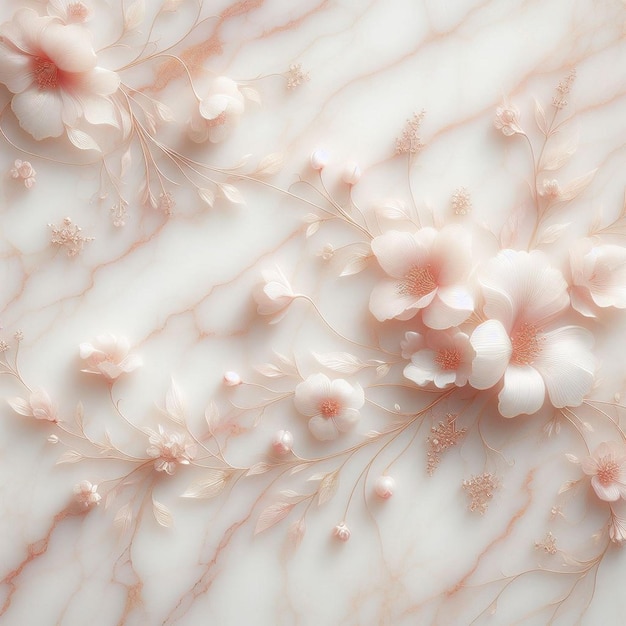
top-left (258, 0), bottom-right (331, 38)
top-left (445, 469), bottom-right (535, 601)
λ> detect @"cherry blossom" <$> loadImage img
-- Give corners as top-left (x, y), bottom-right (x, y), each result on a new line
top-left (569, 239), bottom-right (626, 318)
top-left (79, 334), bottom-right (142, 380)
top-left (403, 329), bottom-right (474, 388)
top-left (8, 388), bottom-right (58, 422)
top-left (188, 76), bottom-right (245, 144)
top-left (253, 266), bottom-right (298, 323)
top-left (146, 425), bottom-right (197, 475)
top-left (9, 159), bottom-right (36, 188)
top-left (294, 373), bottom-right (364, 441)
top-left (469, 250), bottom-right (595, 417)
top-left (369, 226), bottom-right (474, 329)
top-left (73, 480), bottom-right (101, 507)
top-left (494, 102), bottom-right (523, 136)
top-left (581, 442), bottom-right (626, 502)
top-left (0, 8), bottom-right (120, 141)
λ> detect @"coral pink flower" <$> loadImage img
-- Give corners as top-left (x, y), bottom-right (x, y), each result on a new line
top-left (369, 226), bottom-right (474, 329)
top-left (494, 102), bottom-right (523, 136)
top-left (581, 442), bottom-right (626, 502)
top-left (403, 329), bottom-right (474, 388)
top-left (294, 373), bottom-right (364, 441)
top-left (146, 425), bottom-right (196, 475)
top-left (569, 239), bottom-right (626, 318)
top-left (188, 76), bottom-right (245, 144)
top-left (0, 8), bottom-right (120, 140)
top-left (73, 480), bottom-right (101, 507)
top-left (469, 250), bottom-right (595, 417)
top-left (79, 334), bottom-right (142, 380)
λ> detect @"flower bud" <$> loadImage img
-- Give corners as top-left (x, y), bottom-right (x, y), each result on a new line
top-left (374, 475), bottom-right (395, 499)
top-left (310, 149), bottom-right (329, 171)
top-left (333, 522), bottom-right (351, 542)
top-left (223, 371), bottom-right (241, 386)
top-left (342, 161), bottom-right (361, 185)
top-left (272, 430), bottom-right (293, 455)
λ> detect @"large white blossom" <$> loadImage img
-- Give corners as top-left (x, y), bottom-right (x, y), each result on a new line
top-left (79, 334), bottom-right (142, 381)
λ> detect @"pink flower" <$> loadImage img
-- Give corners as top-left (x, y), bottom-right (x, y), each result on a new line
top-left (146, 425), bottom-right (197, 475)
top-left (569, 239), bottom-right (626, 318)
top-left (253, 266), bottom-right (298, 323)
top-left (188, 76), bottom-right (245, 143)
top-left (47, 0), bottom-right (93, 23)
top-left (581, 442), bottom-right (626, 502)
top-left (470, 250), bottom-right (595, 417)
top-left (369, 226), bottom-right (474, 329)
top-left (9, 159), bottom-right (36, 188)
top-left (79, 334), bottom-right (142, 380)
top-left (294, 373), bottom-right (364, 441)
top-left (609, 512), bottom-right (626, 545)
top-left (333, 522), bottom-right (351, 542)
top-left (0, 8), bottom-right (120, 140)
top-left (73, 480), bottom-right (101, 507)
top-left (400, 331), bottom-right (424, 359)
top-left (8, 388), bottom-right (58, 422)
top-left (403, 329), bottom-right (474, 388)
top-left (494, 102), bottom-right (523, 136)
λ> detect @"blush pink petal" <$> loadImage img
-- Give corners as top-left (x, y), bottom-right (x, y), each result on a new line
top-left (39, 22), bottom-right (96, 72)
top-left (330, 379), bottom-right (364, 409)
top-left (369, 280), bottom-right (424, 322)
top-left (294, 373), bottom-right (332, 416)
top-left (2, 9), bottom-right (50, 55)
top-left (431, 226), bottom-right (471, 285)
top-left (498, 364), bottom-right (545, 417)
top-left (308, 415), bottom-right (338, 440)
top-left (534, 326), bottom-right (595, 409)
top-left (591, 478), bottom-right (621, 502)
top-left (0, 43), bottom-right (33, 93)
top-left (12, 87), bottom-right (65, 139)
top-left (334, 408), bottom-right (360, 432)
top-left (404, 350), bottom-right (438, 386)
top-left (422, 290), bottom-right (473, 329)
top-left (370, 230), bottom-right (434, 278)
top-left (570, 287), bottom-right (596, 318)
top-left (580, 455), bottom-right (599, 475)
top-left (469, 320), bottom-right (512, 389)
top-left (400, 331), bottom-right (424, 359)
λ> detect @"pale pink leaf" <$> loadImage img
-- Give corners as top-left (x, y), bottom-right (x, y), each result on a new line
top-left (241, 87), bottom-right (262, 105)
top-left (306, 222), bottom-right (320, 238)
top-left (558, 480), bottom-right (576, 494)
top-left (198, 188), bottom-right (215, 208)
top-left (375, 363), bottom-right (391, 379)
top-left (536, 222), bottom-right (571, 246)
top-left (289, 463), bottom-right (312, 475)
top-left (219, 183), bottom-right (245, 205)
top-left (565, 453), bottom-right (579, 464)
top-left (279, 490), bottom-right (302, 500)
top-left (165, 377), bottom-right (186, 425)
top-left (255, 153), bottom-right (283, 176)
top-left (56, 450), bottom-right (84, 464)
top-left (539, 134), bottom-right (578, 171)
top-left (154, 101), bottom-right (175, 123)
top-left (317, 470), bottom-right (339, 506)
top-left (120, 147), bottom-right (132, 178)
top-left (75, 401), bottom-right (84, 432)
top-left (181, 469), bottom-right (229, 499)
top-left (152, 498), bottom-right (173, 528)
top-left (534, 98), bottom-right (547, 136)
top-left (67, 128), bottom-right (101, 152)
top-left (204, 400), bottom-right (220, 432)
top-left (302, 213), bottom-right (319, 224)
top-left (287, 519), bottom-right (306, 549)
top-left (376, 200), bottom-right (409, 220)
top-left (246, 462), bottom-right (271, 476)
top-left (254, 502), bottom-right (294, 535)
top-left (339, 253), bottom-right (370, 277)
top-left (7, 397), bottom-right (31, 416)
top-left (124, 0), bottom-right (145, 31)
top-left (114, 502), bottom-right (133, 533)
top-left (559, 169), bottom-right (597, 202)
top-left (313, 351), bottom-right (364, 374)
top-left (254, 362), bottom-right (285, 378)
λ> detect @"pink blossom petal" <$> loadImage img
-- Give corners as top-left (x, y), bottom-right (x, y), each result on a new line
top-left (97, 361), bottom-right (122, 380)
top-left (469, 320), bottom-right (512, 389)
top-left (570, 288), bottom-right (597, 318)
top-left (580, 456), bottom-right (599, 476)
top-left (433, 370), bottom-right (458, 388)
top-left (431, 226), bottom-right (471, 285)
top-left (118, 354), bottom-right (143, 373)
top-left (422, 292), bottom-right (473, 330)
top-left (369, 280), bottom-right (421, 322)
top-left (11, 87), bottom-right (65, 139)
top-left (404, 349), bottom-right (437, 386)
top-left (79, 93), bottom-right (118, 126)
top-left (1, 9), bottom-right (51, 56)
top-left (400, 331), bottom-right (424, 359)
top-left (78, 67), bottom-right (121, 96)
top-left (334, 408), bottom-right (360, 432)
top-left (199, 94), bottom-right (229, 119)
top-left (370, 230), bottom-right (434, 278)
top-left (591, 477), bottom-right (621, 502)
top-left (0, 42), bottom-right (34, 93)
top-left (308, 415), bottom-right (338, 440)
top-left (498, 364), bottom-right (545, 417)
top-left (534, 326), bottom-right (595, 409)
top-left (294, 373), bottom-right (332, 416)
top-left (330, 379), bottom-right (364, 409)
top-left (39, 22), bottom-right (96, 72)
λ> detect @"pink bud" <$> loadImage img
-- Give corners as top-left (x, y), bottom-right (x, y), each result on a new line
top-left (223, 371), bottom-right (241, 386)
top-left (310, 149), bottom-right (329, 171)
top-left (374, 475), bottom-right (395, 499)
top-left (272, 430), bottom-right (293, 455)
top-left (333, 522), bottom-right (351, 542)
top-left (342, 161), bottom-right (361, 185)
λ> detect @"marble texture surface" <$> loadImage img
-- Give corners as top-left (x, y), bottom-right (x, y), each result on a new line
top-left (1, 0), bottom-right (626, 624)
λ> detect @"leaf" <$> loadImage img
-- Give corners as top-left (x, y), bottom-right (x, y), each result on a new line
top-left (114, 502), bottom-right (133, 533)
top-left (306, 221), bottom-right (320, 238)
top-left (162, 0), bottom-right (183, 10)
top-left (332, 242), bottom-right (372, 277)
top-left (75, 402), bottom-right (84, 432)
top-left (375, 363), bottom-right (391, 379)
top-left (274, 351), bottom-right (296, 370)
top-left (536, 222), bottom-right (571, 246)
top-left (339, 253), bottom-right (370, 277)
top-left (559, 169), bottom-right (597, 203)
top-left (152, 498), bottom-right (173, 527)
top-left (154, 101), bottom-right (175, 123)
top-left (254, 362), bottom-right (285, 378)
top-left (564, 453), bottom-right (579, 464)
top-left (376, 199), bottom-right (409, 220)
top-left (67, 128), bottom-right (101, 152)
top-left (7, 397), bottom-right (31, 416)
top-left (246, 462), bottom-right (271, 476)
top-left (254, 502), bottom-right (294, 535)
top-left (165, 377), bottom-right (186, 425)
top-left (240, 86), bottom-right (262, 105)
top-left (539, 134), bottom-right (578, 172)
top-left (279, 490), bottom-right (302, 500)
top-left (56, 450), bottom-right (84, 464)
top-left (181, 469), bottom-right (229, 499)
top-left (313, 351), bottom-right (364, 374)
top-left (317, 470), bottom-right (339, 506)
top-left (124, 0), bottom-right (145, 31)
top-left (534, 98), bottom-right (548, 136)
top-left (287, 519), bottom-right (306, 549)
top-left (204, 400), bottom-right (220, 432)
top-left (255, 153), bottom-right (283, 176)
top-left (558, 480), bottom-right (576, 494)
top-left (219, 183), bottom-right (245, 205)
top-left (120, 147), bottom-right (132, 178)
top-left (198, 187), bottom-right (215, 208)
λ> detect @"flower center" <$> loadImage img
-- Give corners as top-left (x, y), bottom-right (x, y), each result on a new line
top-left (34, 57), bottom-right (58, 89)
top-left (435, 348), bottom-right (461, 371)
top-left (510, 322), bottom-right (542, 365)
top-left (208, 111), bottom-right (227, 127)
top-left (598, 459), bottom-right (620, 487)
top-left (399, 264), bottom-right (437, 298)
top-left (320, 399), bottom-right (341, 418)
top-left (68, 2), bottom-right (89, 20)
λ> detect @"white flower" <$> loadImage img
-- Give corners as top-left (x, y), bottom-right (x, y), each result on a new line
top-left (79, 334), bottom-right (142, 380)
top-left (73, 480), bottom-right (101, 507)
top-left (8, 388), bottom-right (58, 422)
top-left (581, 442), bottom-right (626, 502)
top-left (0, 8), bottom-right (120, 140)
top-left (47, 0), bottom-right (93, 23)
top-left (569, 239), bottom-right (626, 318)
top-left (253, 266), bottom-right (298, 323)
top-left (188, 76), bottom-right (244, 143)
top-left (494, 102), bottom-right (523, 136)
top-left (469, 250), bottom-right (595, 417)
top-left (369, 225), bottom-right (474, 329)
top-left (403, 329), bottom-right (474, 389)
top-left (146, 425), bottom-right (197, 475)
top-left (294, 373), bottom-right (364, 441)
top-left (9, 159), bottom-right (36, 188)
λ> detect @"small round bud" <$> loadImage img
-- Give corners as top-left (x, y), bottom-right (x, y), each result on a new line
top-left (223, 371), bottom-right (241, 386)
top-left (342, 161), bottom-right (361, 185)
top-left (333, 522), bottom-right (351, 542)
top-left (47, 434), bottom-right (59, 444)
top-left (374, 475), bottom-right (395, 499)
top-left (272, 430), bottom-right (293, 455)
top-left (310, 149), bottom-right (329, 171)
